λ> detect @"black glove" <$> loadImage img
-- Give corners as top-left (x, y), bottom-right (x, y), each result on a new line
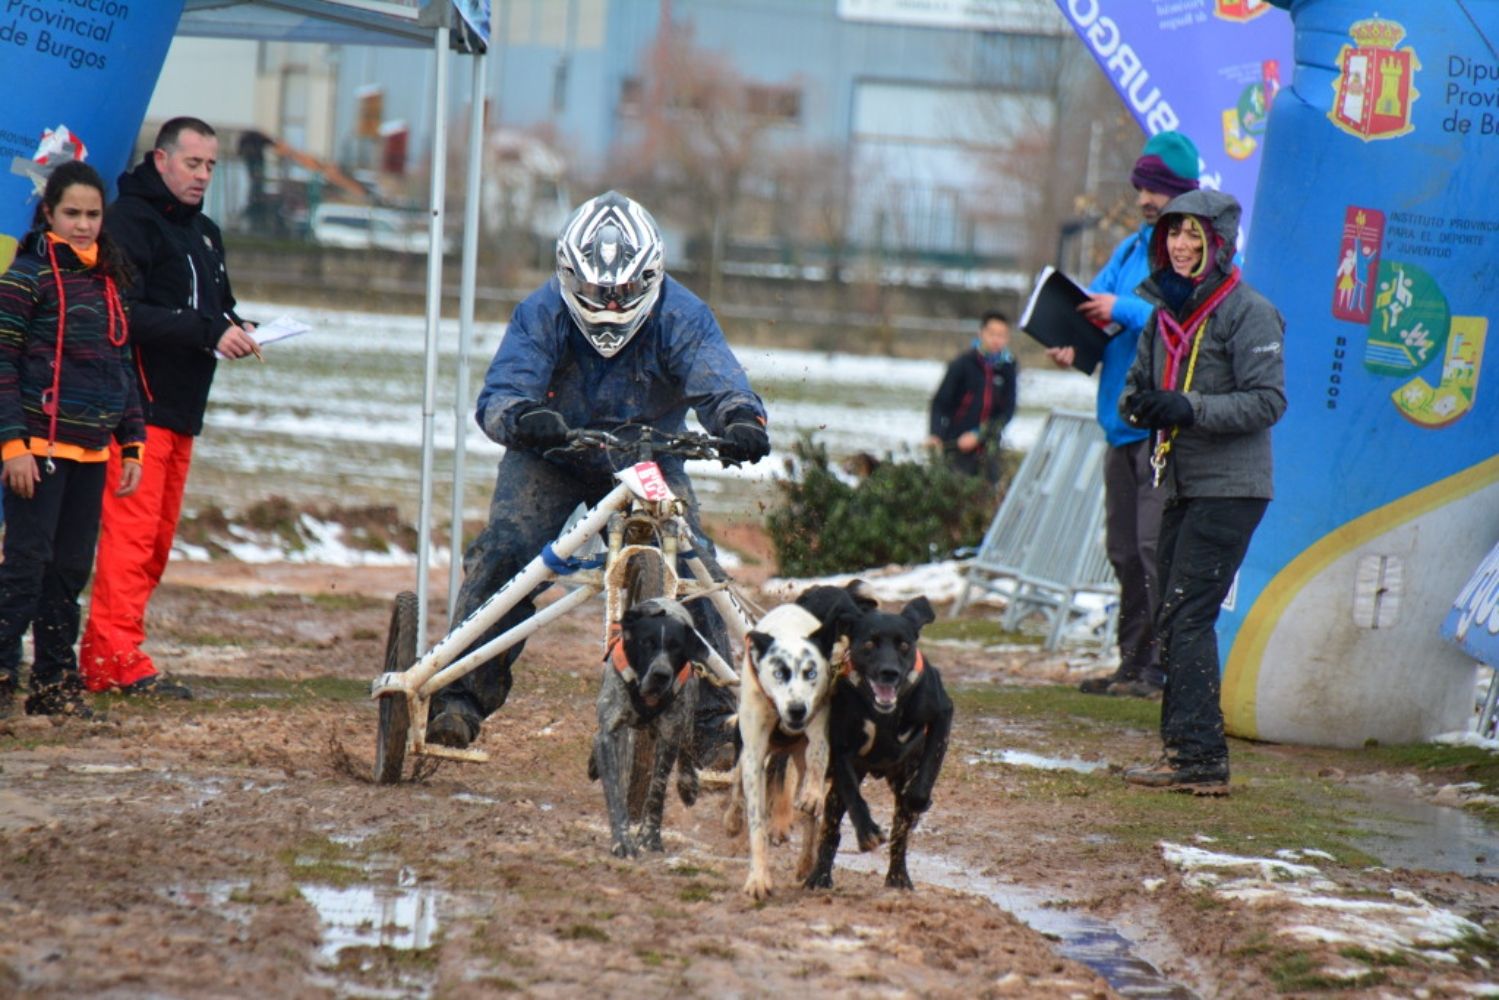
top-left (1131, 390), bottom-right (1195, 430)
top-left (718, 411), bottom-right (770, 465)
top-left (513, 405), bottom-right (570, 450)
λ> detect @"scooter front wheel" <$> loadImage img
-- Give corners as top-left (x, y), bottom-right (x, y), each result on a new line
top-left (373, 591), bottom-right (419, 784)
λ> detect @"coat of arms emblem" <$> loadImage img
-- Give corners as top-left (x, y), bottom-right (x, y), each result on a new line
top-left (1329, 17), bottom-right (1420, 141)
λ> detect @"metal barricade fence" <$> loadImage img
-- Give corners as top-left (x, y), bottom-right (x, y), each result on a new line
top-left (952, 411), bottom-right (1118, 650)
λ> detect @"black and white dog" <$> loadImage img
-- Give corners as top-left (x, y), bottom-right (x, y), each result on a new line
top-left (804, 594), bottom-right (952, 890)
top-left (730, 583), bottom-right (869, 899)
top-left (588, 598), bottom-right (710, 858)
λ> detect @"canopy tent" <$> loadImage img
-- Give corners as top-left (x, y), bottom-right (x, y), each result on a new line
top-left (178, 0), bottom-right (433, 46)
top-left (176, 0), bottom-right (490, 641)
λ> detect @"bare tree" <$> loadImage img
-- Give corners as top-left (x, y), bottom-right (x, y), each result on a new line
top-left (611, 19), bottom-right (779, 305)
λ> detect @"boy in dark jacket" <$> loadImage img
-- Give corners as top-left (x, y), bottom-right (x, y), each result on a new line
top-left (926, 310), bottom-right (1017, 485)
top-left (80, 118), bottom-right (259, 700)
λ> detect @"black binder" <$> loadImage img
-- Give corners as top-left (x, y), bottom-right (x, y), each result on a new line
top-left (1018, 266), bottom-right (1120, 375)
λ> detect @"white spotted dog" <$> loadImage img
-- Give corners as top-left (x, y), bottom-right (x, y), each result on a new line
top-left (731, 584), bottom-right (868, 900)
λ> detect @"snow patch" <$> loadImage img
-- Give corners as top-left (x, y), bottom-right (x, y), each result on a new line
top-left (1159, 841), bottom-right (1484, 961)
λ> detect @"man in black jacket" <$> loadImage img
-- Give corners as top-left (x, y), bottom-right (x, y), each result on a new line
top-left (80, 118), bottom-right (258, 700)
top-left (925, 311), bottom-right (1017, 485)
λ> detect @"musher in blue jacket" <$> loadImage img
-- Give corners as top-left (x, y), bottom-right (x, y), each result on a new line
top-left (427, 191), bottom-right (770, 749)
top-left (1047, 131), bottom-right (1200, 699)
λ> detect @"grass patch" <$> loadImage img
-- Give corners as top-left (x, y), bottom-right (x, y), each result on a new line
top-left (954, 683), bottom-right (1382, 865)
top-left (951, 683), bottom-right (1161, 732)
top-left (678, 882), bottom-right (718, 903)
top-left (924, 618), bottom-right (1042, 646)
top-left (333, 944), bottom-right (439, 972)
top-left (668, 863), bottom-right (722, 879)
top-left (306, 591), bottom-right (385, 612)
top-left (1338, 945), bottom-right (1410, 968)
top-left (1268, 950), bottom-right (1386, 991)
top-left (560, 923), bottom-right (609, 943)
top-left (279, 835), bottom-right (363, 887)
top-left (1358, 743), bottom-right (1499, 797)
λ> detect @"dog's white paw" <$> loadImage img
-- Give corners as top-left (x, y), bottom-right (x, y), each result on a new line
top-left (742, 870), bottom-right (774, 900)
top-left (794, 788), bottom-right (823, 818)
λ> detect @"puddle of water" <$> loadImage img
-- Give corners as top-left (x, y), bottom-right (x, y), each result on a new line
top-left (966, 748), bottom-right (1111, 773)
top-left (837, 851), bottom-right (1197, 999)
top-left (299, 882), bottom-right (441, 965)
top-left (1347, 789), bottom-right (1498, 880)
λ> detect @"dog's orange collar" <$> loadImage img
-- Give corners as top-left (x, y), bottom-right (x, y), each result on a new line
top-left (607, 621), bottom-right (693, 690)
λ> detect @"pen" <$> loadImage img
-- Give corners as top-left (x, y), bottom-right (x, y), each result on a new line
top-left (227, 313), bottom-right (263, 362)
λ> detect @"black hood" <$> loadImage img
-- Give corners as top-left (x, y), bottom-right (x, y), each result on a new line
top-left (116, 152), bottom-right (202, 223)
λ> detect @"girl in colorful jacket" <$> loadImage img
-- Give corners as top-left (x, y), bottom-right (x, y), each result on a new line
top-left (0, 161), bottom-right (145, 719)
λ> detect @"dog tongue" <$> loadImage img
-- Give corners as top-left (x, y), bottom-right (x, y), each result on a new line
top-left (872, 682), bottom-right (898, 706)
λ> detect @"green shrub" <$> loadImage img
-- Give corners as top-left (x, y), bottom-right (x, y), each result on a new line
top-left (766, 433), bottom-right (1005, 577)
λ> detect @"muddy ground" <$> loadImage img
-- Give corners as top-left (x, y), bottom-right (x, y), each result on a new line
top-left (1, 523), bottom-right (1496, 999)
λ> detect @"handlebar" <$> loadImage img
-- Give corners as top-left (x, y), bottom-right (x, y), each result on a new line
top-left (553, 424), bottom-right (738, 466)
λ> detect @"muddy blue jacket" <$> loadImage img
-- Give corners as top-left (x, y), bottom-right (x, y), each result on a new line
top-left (477, 275), bottom-right (765, 477)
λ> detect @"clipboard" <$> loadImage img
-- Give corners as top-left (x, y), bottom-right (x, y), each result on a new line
top-left (1018, 266), bottom-right (1120, 375)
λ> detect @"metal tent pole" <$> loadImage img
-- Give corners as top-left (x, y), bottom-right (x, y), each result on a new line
top-left (448, 49), bottom-right (488, 623)
top-left (416, 24), bottom-right (451, 645)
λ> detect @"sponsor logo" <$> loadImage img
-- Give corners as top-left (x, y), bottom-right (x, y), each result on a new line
top-left (1329, 17), bottom-right (1420, 141)
top-left (1332, 206), bottom-right (1384, 324)
top-left (1222, 60), bottom-right (1280, 160)
top-left (1365, 259), bottom-right (1448, 377)
top-left (631, 461), bottom-right (672, 501)
top-left (1214, 0), bottom-right (1271, 23)
top-left (1392, 316), bottom-right (1486, 428)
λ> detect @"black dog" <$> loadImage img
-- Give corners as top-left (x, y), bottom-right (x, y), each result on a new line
top-left (804, 595), bottom-right (952, 890)
top-left (588, 598), bottom-right (710, 858)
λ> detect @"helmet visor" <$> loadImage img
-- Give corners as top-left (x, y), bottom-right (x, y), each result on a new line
top-left (559, 268), bottom-right (656, 314)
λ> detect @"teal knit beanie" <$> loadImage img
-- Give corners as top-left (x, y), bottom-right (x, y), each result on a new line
top-left (1131, 131), bottom-right (1200, 196)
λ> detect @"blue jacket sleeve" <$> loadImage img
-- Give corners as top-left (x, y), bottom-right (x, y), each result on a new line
top-left (475, 296), bottom-right (564, 446)
top-left (665, 300), bottom-right (764, 432)
top-left (1090, 231), bottom-right (1154, 336)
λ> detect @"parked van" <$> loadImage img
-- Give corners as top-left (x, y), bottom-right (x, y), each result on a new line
top-left (310, 204), bottom-right (447, 255)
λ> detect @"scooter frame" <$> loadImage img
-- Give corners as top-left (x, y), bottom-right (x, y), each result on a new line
top-left (370, 434), bottom-right (752, 780)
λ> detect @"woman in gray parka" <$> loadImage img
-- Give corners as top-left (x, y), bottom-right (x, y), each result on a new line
top-left (1118, 188), bottom-right (1286, 796)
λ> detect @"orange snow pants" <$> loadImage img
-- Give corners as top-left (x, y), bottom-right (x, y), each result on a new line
top-left (80, 426), bottom-right (194, 692)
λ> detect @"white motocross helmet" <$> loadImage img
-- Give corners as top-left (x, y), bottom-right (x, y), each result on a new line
top-left (555, 191), bottom-right (665, 357)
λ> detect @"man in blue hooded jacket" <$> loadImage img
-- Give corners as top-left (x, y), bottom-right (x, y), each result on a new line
top-left (1048, 131), bottom-right (1200, 699)
top-left (427, 191), bottom-right (770, 749)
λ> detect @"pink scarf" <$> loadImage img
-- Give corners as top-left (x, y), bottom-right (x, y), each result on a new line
top-left (1157, 268), bottom-right (1241, 391)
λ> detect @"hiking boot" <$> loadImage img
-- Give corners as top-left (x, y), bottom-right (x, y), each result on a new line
top-left (427, 708), bottom-right (479, 749)
top-left (24, 683), bottom-right (95, 720)
top-left (1123, 755), bottom-right (1229, 796)
top-left (1078, 672), bottom-right (1125, 695)
top-left (119, 674), bottom-right (194, 700)
top-left (1108, 678), bottom-right (1164, 700)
